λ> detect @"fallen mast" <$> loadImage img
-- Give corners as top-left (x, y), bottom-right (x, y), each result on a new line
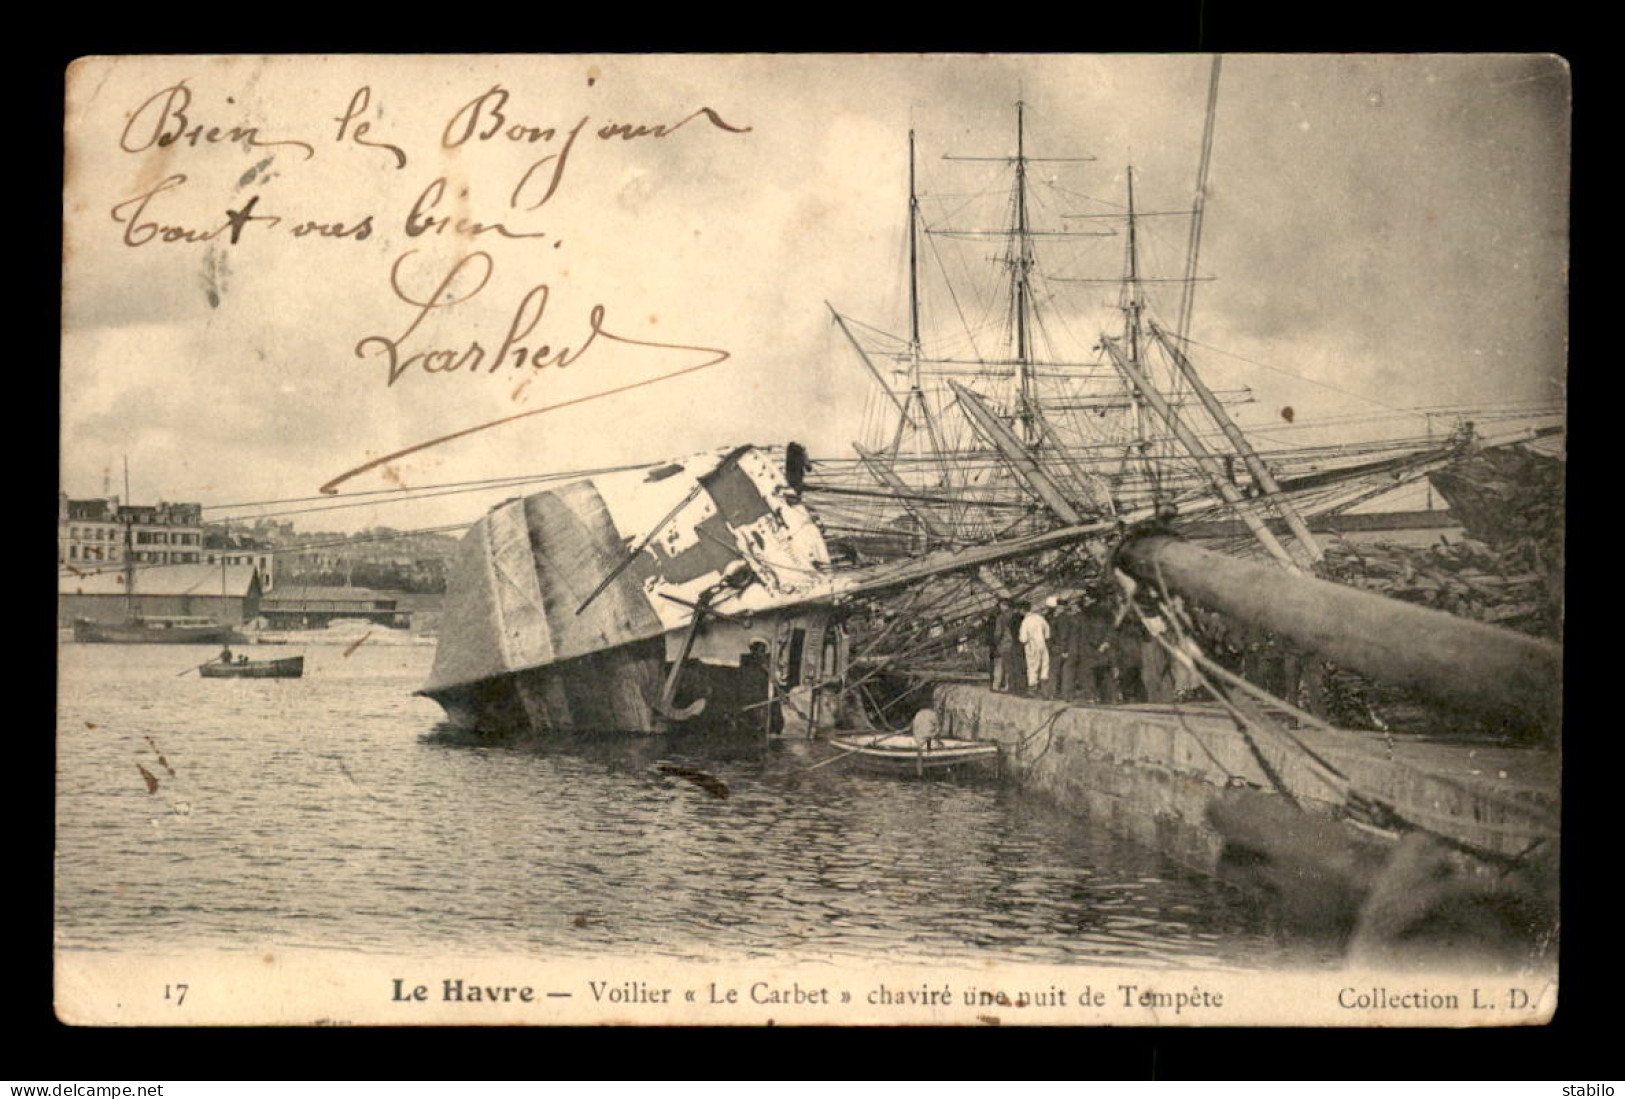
top-left (1115, 532), bottom-right (1562, 742)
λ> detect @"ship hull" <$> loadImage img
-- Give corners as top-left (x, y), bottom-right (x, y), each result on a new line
top-left (73, 619), bottom-right (242, 645)
top-left (423, 637), bottom-right (838, 736)
top-left (421, 446), bottom-right (853, 738)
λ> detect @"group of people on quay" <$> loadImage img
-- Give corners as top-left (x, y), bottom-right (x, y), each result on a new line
top-left (991, 592), bottom-right (1154, 703)
top-left (989, 590), bottom-right (1335, 713)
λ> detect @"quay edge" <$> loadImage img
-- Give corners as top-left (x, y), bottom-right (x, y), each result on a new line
top-left (932, 684), bottom-right (1559, 946)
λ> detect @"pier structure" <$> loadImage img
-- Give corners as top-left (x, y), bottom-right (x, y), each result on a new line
top-left (933, 686), bottom-right (1556, 874)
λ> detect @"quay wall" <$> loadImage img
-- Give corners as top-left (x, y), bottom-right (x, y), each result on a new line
top-left (932, 685), bottom-right (1557, 876)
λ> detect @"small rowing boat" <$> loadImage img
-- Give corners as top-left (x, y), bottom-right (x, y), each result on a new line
top-left (828, 732), bottom-right (999, 776)
top-left (198, 656), bottom-right (305, 679)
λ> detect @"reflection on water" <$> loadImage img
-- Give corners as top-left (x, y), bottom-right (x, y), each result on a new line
top-left (56, 643), bottom-right (1333, 970)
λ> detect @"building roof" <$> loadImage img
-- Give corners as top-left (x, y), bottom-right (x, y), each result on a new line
top-left (59, 564), bottom-right (260, 598)
top-left (65, 498), bottom-right (120, 521)
top-left (260, 585), bottom-right (401, 607)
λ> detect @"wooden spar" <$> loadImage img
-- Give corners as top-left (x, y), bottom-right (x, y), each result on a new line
top-left (1101, 339), bottom-right (1306, 573)
top-left (828, 302), bottom-right (914, 430)
top-left (1175, 54), bottom-right (1222, 348)
top-left (947, 381), bottom-right (1086, 524)
top-left (855, 441), bottom-right (948, 550)
top-left (836, 514), bottom-right (1116, 601)
top-left (945, 382), bottom-right (1118, 570)
top-left (1025, 400), bottom-right (1116, 516)
top-left (1117, 534), bottom-right (1561, 741)
top-left (854, 441), bottom-right (1012, 599)
top-left (1150, 320), bottom-right (1322, 563)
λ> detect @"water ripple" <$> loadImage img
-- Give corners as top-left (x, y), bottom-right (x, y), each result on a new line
top-left (57, 643), bottom-right (1334, 970)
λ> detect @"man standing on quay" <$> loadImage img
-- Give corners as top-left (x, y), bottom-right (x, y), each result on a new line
top-left (1020, 597), bottom-right (1055, 697)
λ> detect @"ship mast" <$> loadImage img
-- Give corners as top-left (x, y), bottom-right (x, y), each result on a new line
top-left (1011, 101), bottom-right (1037, 446)
top-left (1120, 166), bottom-right (1162, 504)
top-left (122, 455), bottom-right (135, 620)
top-left (902, 130), bottom-right (952, 496)
top-left (908, 129), bottom-right (922, 378)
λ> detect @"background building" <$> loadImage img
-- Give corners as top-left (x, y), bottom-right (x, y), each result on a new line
top-left (58, 563), bottom-right (262, 626)
top-left (257, 585), bottom-right (409, 630)
top-left (58, 494), bottom-right (205, 571)
top-left (203, 528), bottom-right (277, 590)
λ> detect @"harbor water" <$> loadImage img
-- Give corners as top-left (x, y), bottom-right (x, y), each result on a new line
top-left (55, 643), bottom-right (1337, 971)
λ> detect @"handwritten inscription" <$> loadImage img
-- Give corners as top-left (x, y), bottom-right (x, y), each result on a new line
top-left (110, 174), bottom-right (372, 246)
top-left (99, 67), bottom-right (751, 493)
top-left (405, 178), bottom-right (549, 242)
top-left (121, 82), bottom-right (316, 160)
top-left (333, 86), bottom-right (407, 169)
top-left (356, 251), bottom-right (716, 388)
top-left (443, 84), bottom-right (750, 210)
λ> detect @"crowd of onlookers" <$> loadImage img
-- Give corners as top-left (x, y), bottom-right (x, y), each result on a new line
top-left (990, 591), bottom-right (1161, 702)
top-left (989, 590), bottom-right (1337, 713)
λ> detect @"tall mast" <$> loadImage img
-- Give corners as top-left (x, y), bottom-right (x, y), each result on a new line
top-left (121, 455), bottom-right (133, 618)
top-left (908, 129), bottom-right (922, 368)
top-left (1121, 167), bottom-right (1161, 504)
top-left (893, 130), bottom-right (955, 508)
top-left (123, 514), bottom-right (135, 618)
top-left (935, 105), bottom-right (1094, 455)
top-left (1012, 101), bottom-right (1036, 446)
top-left (1176, 54), bottom-right (1222, 348)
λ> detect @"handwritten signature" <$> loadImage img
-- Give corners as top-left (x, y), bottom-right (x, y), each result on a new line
top-left (321, 251), bottom-right (731, 494)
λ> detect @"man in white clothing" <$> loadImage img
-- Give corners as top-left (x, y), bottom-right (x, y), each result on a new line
top-left (1019, 598), bottom-right (1054, 695)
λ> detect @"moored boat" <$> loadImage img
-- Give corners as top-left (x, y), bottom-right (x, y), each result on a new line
top-left (74, 616), bottom-right (242, 645)
top-left (829, 731), bottom-right (1000, 775)
top-left (198, 655), bottom-right (305, 679)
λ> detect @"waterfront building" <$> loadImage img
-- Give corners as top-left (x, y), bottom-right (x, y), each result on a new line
top-left (58, 563), bottom-right (263, 627)
top-left (257, 585), bottom-right (410, 630)
top-left (58, 493), bottom-right (206, 571)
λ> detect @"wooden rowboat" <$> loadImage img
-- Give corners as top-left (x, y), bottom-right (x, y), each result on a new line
top-left (199, 656), bottom-right (305, 679)
top-left (828, 732), bottom-right (999, 776)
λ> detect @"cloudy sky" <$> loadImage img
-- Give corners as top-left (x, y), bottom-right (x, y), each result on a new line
top-left (62, 54), bottom-right (1568, 533)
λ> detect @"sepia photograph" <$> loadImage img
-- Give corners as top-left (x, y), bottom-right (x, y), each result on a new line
top-left (56, 53), bottom-right (1565, 1026)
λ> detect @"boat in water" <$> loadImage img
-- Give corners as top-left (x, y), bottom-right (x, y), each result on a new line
top-left (199, 655), bottom-right (305, 679)
top-left (73, 615), bottom-right (242, 645)
top-left (65, 539), bottom-right (256, 645)
top-left (249, 620), bottom-right (432, 647)
top-left (829, 731), bottom-right (999, 776)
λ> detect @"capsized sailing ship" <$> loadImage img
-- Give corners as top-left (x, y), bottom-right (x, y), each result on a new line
top-left (419, 443), bottom-right (1112, 735)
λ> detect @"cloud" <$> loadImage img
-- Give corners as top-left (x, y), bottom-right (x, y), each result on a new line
top-left (61, 55), bottom-right (1567, 531)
